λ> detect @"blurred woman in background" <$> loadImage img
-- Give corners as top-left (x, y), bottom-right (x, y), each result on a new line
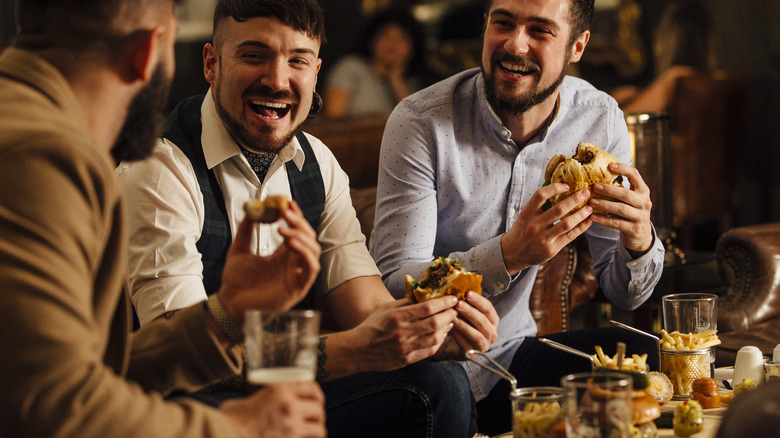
top-left (323, 8), bottom-right (437, 118)
top-left (611, 0), bottom-right (716, 113)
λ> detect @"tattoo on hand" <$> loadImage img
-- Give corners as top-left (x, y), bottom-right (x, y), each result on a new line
top-left (316, 335), bottom-right (329, 382)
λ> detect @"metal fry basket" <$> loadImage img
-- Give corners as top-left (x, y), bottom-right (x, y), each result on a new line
top-left (660, 348), bottom-right (712, 399)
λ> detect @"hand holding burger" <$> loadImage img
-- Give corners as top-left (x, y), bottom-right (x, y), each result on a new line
top-left (243, 194), bottom-right (290, 223)
top-left (405, 257), bottom-right (482, 303)
top-left (543, 142), bottom-right (623, 214)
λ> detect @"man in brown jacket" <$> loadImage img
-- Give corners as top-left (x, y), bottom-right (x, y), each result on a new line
top-left (0, 1), bottom-right (325, 437)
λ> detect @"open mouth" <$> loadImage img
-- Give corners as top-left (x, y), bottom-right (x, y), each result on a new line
top-left (499, 61), bottom-right (538, 78)
top-left (248, 99), bottom-right (292, 119)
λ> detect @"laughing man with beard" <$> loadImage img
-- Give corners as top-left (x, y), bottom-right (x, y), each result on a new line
top-left (369, 0), bottom-right (666, 435)
top-left (117, 0), bottom-right (500, 437)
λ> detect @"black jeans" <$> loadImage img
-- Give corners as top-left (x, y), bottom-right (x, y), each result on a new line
top-left (321, 361), bottom-right (475, 438)
top-left (475, 327), bottom-right (660, 436)
top-left (176, 360), bottom-right (476, 438)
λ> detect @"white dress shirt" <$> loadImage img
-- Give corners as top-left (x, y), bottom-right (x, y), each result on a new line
top-left (118, 90), bottom-right (380, 325)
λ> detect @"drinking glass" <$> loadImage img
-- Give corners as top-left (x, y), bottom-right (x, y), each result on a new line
top-left (662, 292), bottom-right (718, 379)
top-left (511, 386), bottom-right (564, 438)
top-left (561, 372), bottom-right (632, 438)
top-left (244, 309), bottom-right (320, 385)
top-left (661, 293), bottom-right (718, 335)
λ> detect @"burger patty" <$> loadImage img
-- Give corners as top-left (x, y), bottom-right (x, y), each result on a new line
top-left (423, 262), bottom-right (454, 289)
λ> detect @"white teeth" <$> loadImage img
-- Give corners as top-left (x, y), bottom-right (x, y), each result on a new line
top-left (250, 100), bottom-right (289, 109)
top-left (500, 62), bottom-right (530, 74)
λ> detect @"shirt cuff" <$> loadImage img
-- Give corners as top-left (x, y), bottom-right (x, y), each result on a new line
top-left (471, 234), bottom-right (513, 296)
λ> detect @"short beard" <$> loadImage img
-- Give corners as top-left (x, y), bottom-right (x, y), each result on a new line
top-left (483, 51), bottom-right (570, 116)
top-left (111, 65), bottom-right (171, 163)
top-left (213, 84), bottom-right (302, 154)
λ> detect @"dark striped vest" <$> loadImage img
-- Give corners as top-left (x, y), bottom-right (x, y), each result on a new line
top-left (162, 95), bottom-right (325, 294)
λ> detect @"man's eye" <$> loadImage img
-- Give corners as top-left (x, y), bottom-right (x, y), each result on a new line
top-left (490, 18), bottom-right (514, 29)
top-left (531, 27), bottom-right (553, 36)
top-left (242, 53), bottom-right (266, 61)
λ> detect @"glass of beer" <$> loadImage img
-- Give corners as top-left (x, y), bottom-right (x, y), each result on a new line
top-left (244, 309), bottom-right (320, 385)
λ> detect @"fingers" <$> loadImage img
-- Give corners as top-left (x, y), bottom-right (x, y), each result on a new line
top-left (388, 299), bottom-right (458, 362)
top-left (287, 380), bottom-right (325, 403)
top-left (462, 291), bottom-right (499, 332)
top-left (222, 382), bottom-right (326, 438)
top-left (401, 295), bottom-right (459, 320)
top-left (609, 162), bottom-right (648, 192)
top-left (530, 182), bottom-right (570, 213)
top-left (450, 292), bottom-right (499, 352)
top-left (539, 188), bottom-right (592, 225)
top-left (229, 217), bottom-right (256, 255)
top-left (400, 319), bottom-right (455, 363)
top-left (281, 200), bottom-right (317, 239)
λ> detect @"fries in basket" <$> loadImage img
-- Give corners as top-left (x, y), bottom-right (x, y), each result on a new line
top-left (660, 329), bottom-right (721, 351)
top-left (591, 345), bottom-right (649, 372)
top-left (660, 330), bottom-right (721, 398)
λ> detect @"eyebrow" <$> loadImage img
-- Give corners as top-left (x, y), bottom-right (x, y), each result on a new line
top-left (236, 40), bottom-right (317, 57)
top-left (489, 8), bottom-right (561, 32)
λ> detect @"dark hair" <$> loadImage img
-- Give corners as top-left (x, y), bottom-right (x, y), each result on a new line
top-left (355, 8), bottom-right (428, 78)
top-left (484, 0), bottom-right (594, 48)
top-left (213, 0), bottom-right (327, 49)
top-left (567, 0), bottom-right (595, 47)
top-left (14, 0), bottom-right (175, 51)
top-left (653, 0), bottom-right (715, 74)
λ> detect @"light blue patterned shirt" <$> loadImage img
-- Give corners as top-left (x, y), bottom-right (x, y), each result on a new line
top-left (369, 69), bottom-right (665, 401)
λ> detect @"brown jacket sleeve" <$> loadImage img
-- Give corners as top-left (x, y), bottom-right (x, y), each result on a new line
top-left (0, 59), bottom-right (240, 436)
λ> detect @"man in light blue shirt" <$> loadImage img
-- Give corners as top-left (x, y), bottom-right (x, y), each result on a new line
top-left (370, 0), bottom-right (665, 434)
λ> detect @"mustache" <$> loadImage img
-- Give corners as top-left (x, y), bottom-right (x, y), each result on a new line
top-left (243, 85), bottom-right (300, 104)
top-left (491, 52), bottom-right (542, 74)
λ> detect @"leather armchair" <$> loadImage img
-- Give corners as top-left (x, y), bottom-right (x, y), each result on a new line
top-left (715, 223), bottom-right (780, 366)
top-left (530, 237), bottom-right (598, 335)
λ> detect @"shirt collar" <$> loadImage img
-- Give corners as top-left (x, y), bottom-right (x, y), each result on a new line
top-left (201, 88), bottom-right (304, 171)
top-left (476, 72), bottom-right (562, 146)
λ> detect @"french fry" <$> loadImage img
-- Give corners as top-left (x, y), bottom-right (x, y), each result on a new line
top-left (590, 346), bottom-right (649, 372)
top-left (660, 330), bottom-right (720, 351)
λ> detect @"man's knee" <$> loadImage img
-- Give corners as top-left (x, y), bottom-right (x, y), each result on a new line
top-left (406, 361), bottom-right (471, 404)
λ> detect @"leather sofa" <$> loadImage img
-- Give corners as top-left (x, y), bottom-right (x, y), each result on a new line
top-left (715, 222), bottom-right (780, 366)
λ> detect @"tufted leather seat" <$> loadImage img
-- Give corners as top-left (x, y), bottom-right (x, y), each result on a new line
top-left (715, 223), bottom-right (780, 366)
top-left (529, 237), bottom-right (598, 335)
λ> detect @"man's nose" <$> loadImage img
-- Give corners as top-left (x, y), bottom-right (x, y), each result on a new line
top-left (260, 60), bottom-right (290, 90)
top-left (503, 27), bottom-right (530, 56)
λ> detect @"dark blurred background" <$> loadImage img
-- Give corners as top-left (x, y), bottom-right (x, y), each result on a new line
top-left (2, 0), bottom-right (778, 238)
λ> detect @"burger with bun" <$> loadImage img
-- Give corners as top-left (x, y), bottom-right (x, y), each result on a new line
top-left (543, 142), bottom-right (623, 214)
top-left (405, 257), bottom-right (482, 303)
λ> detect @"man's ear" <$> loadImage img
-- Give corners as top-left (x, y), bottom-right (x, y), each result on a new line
top-left (129, 26), bottom-right (166, 82)
top-left (569, 30), bottom-right (590, 63)
top-left (203, 43), bottom-right (217, 85)
top-left (313, 58), bottom-right (322, 88)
